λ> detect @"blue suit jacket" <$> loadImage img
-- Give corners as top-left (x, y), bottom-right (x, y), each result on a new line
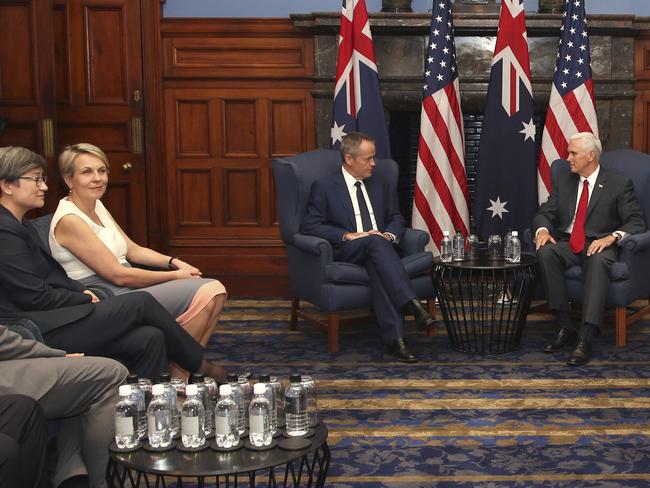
top-left (301, 169), bottom-right (406, 246)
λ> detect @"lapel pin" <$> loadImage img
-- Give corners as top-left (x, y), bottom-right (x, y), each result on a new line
top-left (598, 184), bottom-right (603, 188)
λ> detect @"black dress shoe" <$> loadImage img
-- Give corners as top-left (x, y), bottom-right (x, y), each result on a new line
top-left (405, 299), bottom-right (435, 331)
top-left (543, 327), bottom-right (578, 353)
top-left (386, 338), bottom-right (418, 363)
top-left (59, 475), bottom-right (90, 488)
top-left (567, 341), bottom-right (592, 366)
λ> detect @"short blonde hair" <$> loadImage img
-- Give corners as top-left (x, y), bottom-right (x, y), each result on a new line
top-left (58, 143), bottom-right (109, 178)
top-left (570, 132), bottom-right (602, 159)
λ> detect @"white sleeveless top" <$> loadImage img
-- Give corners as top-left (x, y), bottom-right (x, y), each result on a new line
top-left (49, 198), bottom-right (129, 280)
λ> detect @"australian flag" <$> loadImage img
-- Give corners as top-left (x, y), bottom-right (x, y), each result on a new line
top-left (474, 0), bottom-right (537, 240)
top-left (331, 0), bottom-right (391, 158)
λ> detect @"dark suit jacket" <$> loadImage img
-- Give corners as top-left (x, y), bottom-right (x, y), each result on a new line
top-left (0, 204), bottom-right (93, 333)
top-left (532, 166), bottom-right (646, 241)
top-left (301, 169), bottom-right (406, 245)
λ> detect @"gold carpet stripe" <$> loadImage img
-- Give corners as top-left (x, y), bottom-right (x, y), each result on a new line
top-left (327, 474), bottom-right (650, 482)
top-left (320, 397), bottom-right (650, 410)
top-left (327, 425), bottom-right (650, 441)
top-left (317, 378), bottom-right (650, 390)
top-left (219, 360), bottom-right (650, 367)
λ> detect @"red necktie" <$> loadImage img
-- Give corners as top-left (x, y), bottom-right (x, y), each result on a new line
top-left (569, 179), bottom-right (589, 253)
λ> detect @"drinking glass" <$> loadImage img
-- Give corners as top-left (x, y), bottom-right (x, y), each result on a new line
top-left (467, 234), bottom-right (479, 259)
top-left (487, 235), bottom-right (502, 261)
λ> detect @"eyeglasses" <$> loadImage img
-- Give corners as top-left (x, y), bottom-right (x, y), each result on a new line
top-left (18, 175), bottom-right (48, 185)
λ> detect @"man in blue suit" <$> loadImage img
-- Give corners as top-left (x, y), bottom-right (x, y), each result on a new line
top-left (301, 132), bottom-right (434, 362)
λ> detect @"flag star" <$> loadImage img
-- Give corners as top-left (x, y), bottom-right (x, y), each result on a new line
top-left (519, 118), bottom-right (536, 142)
top-left (570, 27), bottom-right (576, 34)
top-left (582, 31), bottom-right (588, 37)
top-left (486, 197), bottom-right (509, 219)
top-left (574, 0), bottom-right (580, 5)
top-left (563, 68), bottom-right (569, 75)
top-left (445, 34), bottom-right (451, 41)
top-left (576, 71), bottom-right (582, 78)
top-left (331, 122), bottom-right (347, 145)
top-left (451, 66), bottom-right (456, 72)
top-left (554, 66), bottom-right (557, 72)
top-left (565, 54), bottom-right (572, 61)
top-left (561, 81), bottom-right (568, 88)
top-left (430, 42), bottom-right (437, 49)
top-left (567, 41), bottom-right (573, 48)
top-left (440, 60), bottom-right (447, 67)
top-left (447, 21), bottom-right (452, 27)
top-left (572, 14), bottom-right (578, 21)
top-left (563, 11), bottom-right (567, 17)
top-left (439, 1), bottom-right (445, 7)
top-left (437, 74), bottom-right (443, 81)
top-left (443, 47), bottom-right (449, 54)
top-left (423, 84), bottom-right (428, 91)
top-left (436, 15), bottom-right (443, 22)
top-left (425, 70), bottom-right (431, 77)
top-left (433, 29), bottom-right (440, 36)
top-left (428, 56), bottom-right (434, 63)
top-left (578, 58), bottom-right (584, 64)
top-left (560, 25), bottom-right (565, 31)
top-left (580, 44), bottom-right (586, 51)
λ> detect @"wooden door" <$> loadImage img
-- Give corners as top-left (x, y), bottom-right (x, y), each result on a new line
top-left (53, 0), bottom-right (147, 242)
top-left (0, 0), bottom-right (59, 210)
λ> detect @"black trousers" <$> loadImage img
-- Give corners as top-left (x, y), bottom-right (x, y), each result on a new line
top-left (335, 235), bottom-right (415, 342)
top-left (43, 292), bottom-right (204, 379)
top-left (0, 395), bottom-right (49, 488)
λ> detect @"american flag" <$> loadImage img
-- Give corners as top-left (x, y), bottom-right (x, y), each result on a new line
top-left (474, 0), bottom-right (537, 239)
top-left (331, 0), bottom-right (391, 158)
top-left (411, 0), bottom-right (470, 255)
top-left (537, 0), bottom-right (597, 205)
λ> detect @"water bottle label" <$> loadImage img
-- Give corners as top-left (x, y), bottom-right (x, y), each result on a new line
top-left (249, 414), bottom-right (264, 434)
top-left (215, 415), bottom-right (230, 434)
top-left (115, 416), bottom-right (134, 436)
top-left (286, 396), bottom-right (301, 414)
top-left (181, 416), bottom-right (199, 436)
top-left (147, 415), bottom-right (157, 437)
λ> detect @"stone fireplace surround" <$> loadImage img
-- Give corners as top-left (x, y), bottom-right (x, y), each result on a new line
top-left (292, 12), bottom-right (646, 151)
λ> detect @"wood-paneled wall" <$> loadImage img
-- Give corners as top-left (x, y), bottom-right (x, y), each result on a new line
top-left (634, 34), bottom-right (650, 153)
top-left (160, 19), bottom-right (315, 295)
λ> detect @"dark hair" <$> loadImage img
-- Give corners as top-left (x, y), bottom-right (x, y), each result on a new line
top-left (340, 132), bottom-right (375, 162)
top-left (0, 147), bottom-right (47, 182)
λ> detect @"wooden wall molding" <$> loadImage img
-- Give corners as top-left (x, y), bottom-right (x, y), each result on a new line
top-left (633, 25), bottom-right (650, 153)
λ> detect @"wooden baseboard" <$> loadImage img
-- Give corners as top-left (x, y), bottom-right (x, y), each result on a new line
top-left (215, 273), bottom-right (290, 298)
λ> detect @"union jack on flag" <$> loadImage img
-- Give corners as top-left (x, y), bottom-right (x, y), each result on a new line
top-left (537, 0), bottom-right (598, 205)
top-left (331, 0), bottom-right (390, 158)
top-left (474, 0), bottom-right (538, 239)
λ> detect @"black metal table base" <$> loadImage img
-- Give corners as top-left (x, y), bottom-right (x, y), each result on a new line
top-left (433, 255), bottom-right (537, 354)
top-left (106, 442), bottom-right (330, 488)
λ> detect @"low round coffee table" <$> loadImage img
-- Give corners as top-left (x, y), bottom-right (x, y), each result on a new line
top-left (433, 254), bottom-right (537, 354)
top-left (106, 422), bottom-right (330, 487)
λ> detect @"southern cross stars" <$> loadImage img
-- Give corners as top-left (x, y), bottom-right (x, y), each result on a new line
top-left (487, 197), bottom-right (509, 219)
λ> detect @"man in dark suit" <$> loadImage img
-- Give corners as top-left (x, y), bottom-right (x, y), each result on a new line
top-left (533, 132), bottom-right (646, 366)
top-left (301, 132), bottom-right (434, 363)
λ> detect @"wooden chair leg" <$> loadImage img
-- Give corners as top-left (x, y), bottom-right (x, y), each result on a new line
top-left (426, 298), bottom-right (436, 337)
top-left (328, 313), bottom-right (340, 353)
top-left (615, 306), bottom-right (627, 347)
top-left (290, 297), bottom-right (299, 330)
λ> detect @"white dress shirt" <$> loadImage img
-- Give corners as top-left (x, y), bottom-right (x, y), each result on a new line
top-left (342, 167), bottom-right (378, 232)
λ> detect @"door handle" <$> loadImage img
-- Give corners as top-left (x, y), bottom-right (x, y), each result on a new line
top-left (122, 162), bottom-right (133, 171)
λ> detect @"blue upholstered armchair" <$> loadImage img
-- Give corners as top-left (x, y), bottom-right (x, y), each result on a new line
top-left (272, 149), bottom-right (436, 352)
top-left (528, 149), bottom-right (650, 346)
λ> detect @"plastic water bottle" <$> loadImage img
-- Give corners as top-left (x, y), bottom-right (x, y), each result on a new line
top-left (257, 374), bottom-right (277, 434)
top-left (126, 374), bottom-right (146, 440)
top-left (114, 385), bottom-right (139, 449)
top-left (510, 231), bottom-right (521, 263)
top-left (440, 231), bottom-right (452, 262)
top-left (226, 374), bottom-right (246, 434)
top-left (249, 383), bottom-right (272, 447)
top-left (158, 373), bottom-right (179, 437)
top-left (504, 231), bottom-right (513, 262)
top-left (285, 374), bottom-right (308, 437)
top-left (301, 376), bottom-right (318, 427)
top-left (452, 230), bottom-right (465, 261)
top-left (147, 384), bottom-right (172, 448)
top-left (181, 383), bottom-right (205, 448)
top-left (268, 376), bottom-right (285, 428)
top-left (239, 375), bottom-right (252, 420)
top-left (190, 373), bottom-right (212, 437)
top-left (215, 384), bottom-right (240, 448)
top-left (204, 377), bottom-right (218, 436)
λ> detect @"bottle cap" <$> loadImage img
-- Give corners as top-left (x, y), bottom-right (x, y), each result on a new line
top-left (227, 373), bottom-right (238, 383)
top-left (290, 374), bottom-right (302, 383)
top-left (158, 372), bottom-right (171, 383)
top-left (512, 231), bottom-right (518, 236)
top-left (119, 385), bottom-right (132, 397)
top-left (253, 383), bottom-right (266, 395)
top-left (126, 374), bottom-right (138, 384)
top-left (152, 384), bottom-right (164, 396)
top-left (258, 373), bottom-right (271, 383)
top-left (185, 384), bottom-right (198, 396)
top-left (219, 384), bottom-right (232, 396)
top-left (190, 372), bottom-right (204, 384)
top-left (443, 230), bottom-right (449, 236)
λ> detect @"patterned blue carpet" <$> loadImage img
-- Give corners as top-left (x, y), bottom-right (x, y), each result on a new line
top-left (202, 299), bottom-right (650, 487)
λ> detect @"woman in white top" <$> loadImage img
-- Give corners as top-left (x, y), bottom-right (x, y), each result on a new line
top-left (50, 143), bottom-right (227, 379)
